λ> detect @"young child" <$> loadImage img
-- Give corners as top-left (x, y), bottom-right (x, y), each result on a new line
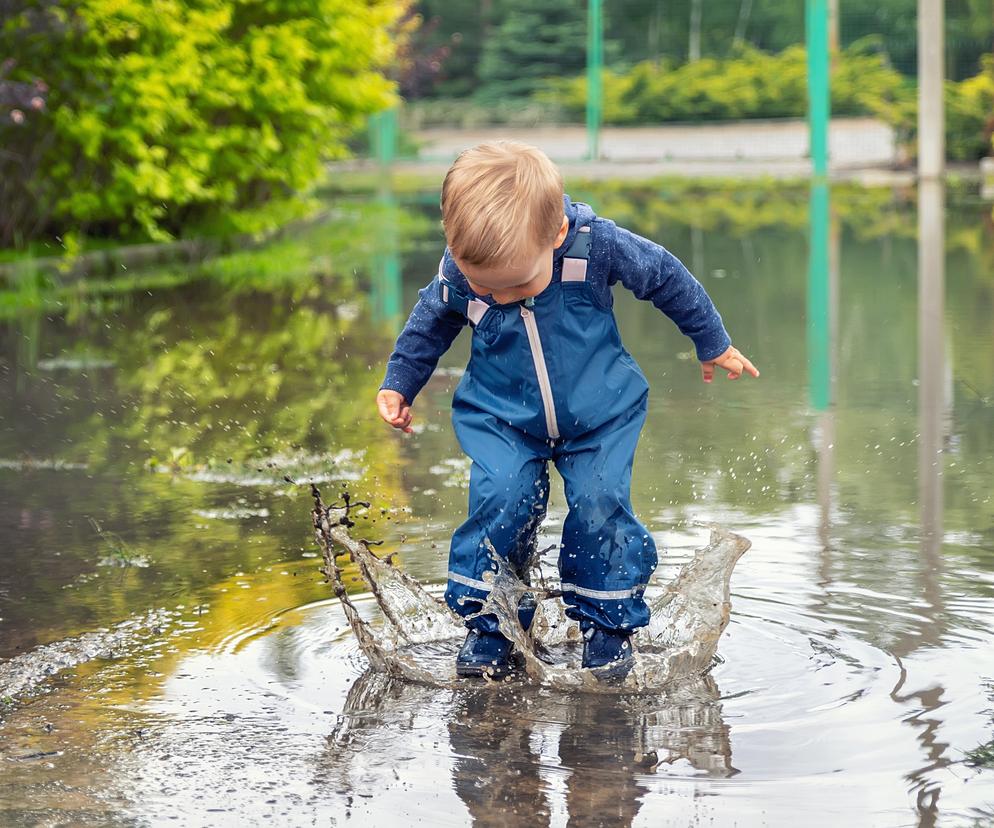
top-left (376, 141), bottom-right (758, 680)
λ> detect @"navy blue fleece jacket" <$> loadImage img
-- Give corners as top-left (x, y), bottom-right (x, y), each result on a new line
top-left (380, 194), bottom-right (731, 404)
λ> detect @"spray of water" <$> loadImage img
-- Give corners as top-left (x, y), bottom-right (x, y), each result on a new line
top-left (0, 609), bottom-right (175, 704)
top-left (311, 487), bottom-right (749, 694)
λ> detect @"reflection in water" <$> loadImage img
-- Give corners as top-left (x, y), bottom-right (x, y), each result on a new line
top-left (892, 178), bottom-right (952, 828)
top-left (807, 182), bottom-right (838, 556)
top-left (808, 182), bottom-right (837, 638)
top-left (325, 668), bottom-right (734, 827)
top-left (917, 179), bottom-right (949, 571)
top-left (371, 172), bottom-right (403, 330)
top-left (807, 182), bottom-right (832, 414)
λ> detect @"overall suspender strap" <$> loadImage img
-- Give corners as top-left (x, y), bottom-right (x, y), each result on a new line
top-left (437, 258), bottom-right (489, 325)
top-left (437, 223), bottom-right (592, 321)
top-left (562, 225), bottom-right (591, 282)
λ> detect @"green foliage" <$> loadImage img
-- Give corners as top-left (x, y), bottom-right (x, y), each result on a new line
top-left (475, 0), bottom-right (587, 102)
top-left (945, 55), bottom-right (994, 162)
top-left (545, 43), bottom-right (912, 124)
top-left (546, 42), bottom-right (993, 162)
top-left (0, 0), bottom-right (406, 245)
top-left (830, 37), bottom-right (915, 132)
top-left (0, 199), bottom-right (430, 318)
top-left (839, 0), bottom-right (994, 79)
top-left (400, 98), bottom-right (568, 129)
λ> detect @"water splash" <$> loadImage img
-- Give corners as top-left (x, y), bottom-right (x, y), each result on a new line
top-left (0, 609), bottom-right (174, 704)
top-left (312, 488), bottom-right (749, 694)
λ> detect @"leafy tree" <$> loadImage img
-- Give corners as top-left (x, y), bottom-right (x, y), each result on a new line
top-left (412, 0), bottom-right (490, 98)
top-left (475, 0), bottom-right (588, 101)
top-left (0, 0), bottom-right (407, 246)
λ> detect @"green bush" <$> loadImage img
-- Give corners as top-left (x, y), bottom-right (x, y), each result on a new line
top-left (945, 55), bottom-right (994, 162)
top-left (0, 0), bottom-right (406, 246)
top-left (542, 41), bottom-right (993, 161)
top-left (543, 43), bottom-right (912, 126)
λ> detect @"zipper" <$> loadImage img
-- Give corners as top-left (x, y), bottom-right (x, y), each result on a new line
top-left (519, 306), bottom-right (560, 439)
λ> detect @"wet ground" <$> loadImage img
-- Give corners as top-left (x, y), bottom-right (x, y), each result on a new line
top-left (1, 179), bottom-right (993, 826)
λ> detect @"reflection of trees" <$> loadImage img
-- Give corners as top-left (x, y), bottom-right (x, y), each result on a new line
top-left (65, 287), bottom-right (406, 488)
top-left (321, 669), bottom-right (735, 827)
top-left (0, 466), bottom-right (390, 658)
top-left (0, 203), bottom-right (430, 651)
top-left (5, 284), bottom-right (412, 644)
top-left (572, 179), bottom-right (994, 254)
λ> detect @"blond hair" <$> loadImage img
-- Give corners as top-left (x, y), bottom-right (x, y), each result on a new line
top-left (440, 141), bottom-right (564, 268)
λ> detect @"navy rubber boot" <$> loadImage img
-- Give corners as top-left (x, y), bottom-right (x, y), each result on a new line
top-left (516, 592), bottom-right (538, 631)
top-left (456, 593), bottom-right (537, 679)
top-left (456, 629), bottom-right (519, 679)
top-left (581, 626), bottom-right (634, 679)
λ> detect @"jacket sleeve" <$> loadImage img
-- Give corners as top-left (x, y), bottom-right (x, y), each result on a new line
top-left (608, 224), bottom-right (731, 362)
top-left (379, 271), bottom-right (467, 404)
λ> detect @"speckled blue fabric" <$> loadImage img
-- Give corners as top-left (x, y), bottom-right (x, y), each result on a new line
top-left (380, 193), bottom-right (730, 404)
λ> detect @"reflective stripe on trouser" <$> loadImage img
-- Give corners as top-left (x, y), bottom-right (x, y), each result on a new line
top-left (445, 394), bottom-right (656, 634)
top-left (555, 395), bottom-right (656, 631)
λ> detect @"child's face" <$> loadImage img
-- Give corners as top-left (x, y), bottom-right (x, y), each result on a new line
top-left (456, 215), bottom-right (570, 305)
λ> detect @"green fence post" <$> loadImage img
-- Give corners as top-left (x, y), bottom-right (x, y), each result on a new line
top-left (586, 0), bottom-right (603, 161)
top-left (805, 0), bottom-right (830, 180)
top-left (369, 108), bottom-right (398, 167)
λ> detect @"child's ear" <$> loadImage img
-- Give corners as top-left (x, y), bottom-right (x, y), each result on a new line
top-left (556, 214), bottom-right (569, 245)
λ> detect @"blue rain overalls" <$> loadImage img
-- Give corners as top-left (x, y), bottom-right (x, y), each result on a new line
top-left (439, 218), bottom-right (658, 635)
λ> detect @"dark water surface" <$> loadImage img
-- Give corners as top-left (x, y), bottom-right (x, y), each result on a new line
top-left (1, 180), bottom-right (992, 826)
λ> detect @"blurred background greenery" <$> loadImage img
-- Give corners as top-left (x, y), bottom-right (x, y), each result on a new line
top-left (1, 0), bottom-right (991, 259)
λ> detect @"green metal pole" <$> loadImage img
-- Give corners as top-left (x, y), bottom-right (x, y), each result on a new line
top-left (807, 182), bottom-right (831, 411)
top-left (368, 112), bottom-right (379, 162)
top-left (369, 109), bottom-right (397, 167)
top-left (805, 0), bottom-right (830, 179)
top-left (586, 0), bottom-right (603, 161)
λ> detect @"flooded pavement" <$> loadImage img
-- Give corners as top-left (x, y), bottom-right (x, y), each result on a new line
top-left (1, 180), bottom-right (993, 825)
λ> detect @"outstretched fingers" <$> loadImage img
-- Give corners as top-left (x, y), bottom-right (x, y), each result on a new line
top-left (701, 346), bottom-right (760, 383)
top-left (737, 352), bottom-right (760, 379)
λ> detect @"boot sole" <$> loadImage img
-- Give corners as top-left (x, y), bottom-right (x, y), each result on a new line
top-left (586, 656), bottom-right (634, 682)
top-left (456, 651), bottom-right (524, 680)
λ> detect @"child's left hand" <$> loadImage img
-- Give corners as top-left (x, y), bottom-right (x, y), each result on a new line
top-left (701, 345), bottom-right (759, 383)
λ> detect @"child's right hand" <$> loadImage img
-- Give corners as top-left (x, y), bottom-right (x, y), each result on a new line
top-left (376, 390), bottom-right (414, 433)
